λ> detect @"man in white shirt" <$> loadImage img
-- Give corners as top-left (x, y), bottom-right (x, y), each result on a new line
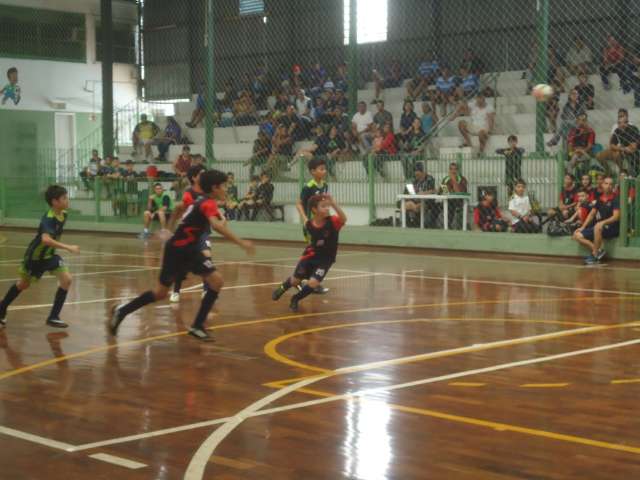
top-left (508, 179), bottom-right (538, 233)
top-left (457, 94), bottom-right (495, 154)
top-left (566, 37), bottom-right (593, 75)
top-left (351, 101), bottom-right (375, 151)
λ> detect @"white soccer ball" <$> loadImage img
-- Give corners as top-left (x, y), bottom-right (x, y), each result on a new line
top-left (532, 83), bottom-right (554, 102)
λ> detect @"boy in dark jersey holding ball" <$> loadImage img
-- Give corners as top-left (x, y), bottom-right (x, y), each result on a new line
top-left (272, 194), bottom-right (346, 312)
top-left (0, 185), bottom-right (80, 328)
top-left (109, 170), bottom-right (254, 341)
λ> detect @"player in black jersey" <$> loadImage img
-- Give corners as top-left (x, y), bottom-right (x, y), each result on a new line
top-left (109, 170), bottom-right (255, 341)
top-left (296, 157), bottom-right (330, 295)
top-left (167, 164), bottom-right (208, 302)
top-left (272, 194), bottom-right (346, 312)
top-left (0, 185), bottom-right (80, 328)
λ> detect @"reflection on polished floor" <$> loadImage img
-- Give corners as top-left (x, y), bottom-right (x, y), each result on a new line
top-left (0, 229), bottom-right (639, 479)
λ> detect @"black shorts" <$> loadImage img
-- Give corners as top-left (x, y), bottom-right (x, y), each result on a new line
top-left (19, 255), bottom-right (68, 282)
top-left (293, 259), bottom-right (332, 283)
top-left (582, 223), bottom-right (619, 241)
top-left (159, 242), bottom-right (216, 287)
top-left (150, 210), bottom-right (171, 221)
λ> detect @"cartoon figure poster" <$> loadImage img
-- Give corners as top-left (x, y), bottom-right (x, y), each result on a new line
top-left (1, 67), bottom-right (21, 106)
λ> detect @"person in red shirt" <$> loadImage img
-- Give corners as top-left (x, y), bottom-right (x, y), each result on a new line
top-left (564, 189), bottom-right (591, 229)
top-left (600, 35), bottom-right (631, 92)
top-left (110, 170), bottom-right (255, 341)
top-left (548, 174), bottom-right (578, 221)
top-left (579, 174), bottom-right (596, 203)
top-left (272, 194), bottom-right (347, 312)
top-left (568, 113), bottom-right (595, 174)
top-left (367, 122), bottom-right (397, 178)
top-left (473, 192), bottom-right (507, 232)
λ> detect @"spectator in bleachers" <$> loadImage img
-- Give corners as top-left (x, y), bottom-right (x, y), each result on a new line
top-left (407, 55), bottom-right (439, 101)
top-left (250, 171), bottom-right (276, 221)
top-left (331, 104), bottom-right (351, 134)
top-left (373, 100), bottom-right (393, 129)
top-left (122, 159), bottom-right (138, 180)
top-left (352, 101), bottom-right (375, 151)
top-left (186, 83), bottom-right (207, 128)
top-left (401, 117), bottom-right (425, 180)
top-left (567, 113), bottom-right (595, 174)
top-left (508, 179), bottom-right (539, 233)
top-left (172, 145), bottom-right (192, 195)
top-left (308, 62), bottom-right (327, 99)
top-left (547, 46), bottom-right (566, 94)
top-left (580, 174), bottom-right (596, 202)
top-left (457, 94), bottom-right (495, 155)
top-left (295, 89), bottom-right (313, 134)
top-left (441, 162), bottom-right (468, 229)
top-left (132, 114), bottom-right (160, 163)
top-left (496, 135), bottom-right (525, 195)
top-left (252, 68), bottom-right (268, 110)
top-left (233, 91), bottom-right (258, 126)
top-left (156, 117), bottom-right (183, 162)
top-left (220, 80), bottom-right (237, 111)
top-left (474, 192), bottom-right (507, 232)
top-left (402, 162), bottom-right (436, 228)
top-left (421, 102), bottom-right (438, 137)
top-left (600, 35), bottom-right (631, 92)
top-left (312, 97), bottom-right (329, 126)
top-left (566, 37), bottom-right (593, 75)
top-left (545, 91), bottom-right (561, 134)
top-left (573, 175), bottom-right (620, 264)
top-left (372, 60), bottom-right (404, 103)
top-left (191, 154), bottom-right (205, 167)
top-left (140, 183), bottom-right (173, 239)
top-left (597, 108), bottom-right (640, 175)
top-left (334, 62), bottom-right (348, 92)
top-left (325, 125), bottom-right (348, 172)
top-left (547, 89), bottom-right (585, 147)
top-left (460, 49), bottom-right (483, 75)
top-left (574, 73), bottom-right (595, 110)
top-left (399, 100), bottom-right (418, 142)
top-left (343, 130), bottom-right (361, 160)
top-left (80, 150), bottom-right (101, 190)
top-left (434, 66), bottom-right (457, 116)
top-left (280, 104), bottom-right (307, 142)
top-left (548, 174), bottom-right (578, 222)
top-left (237, 175), bottom-right (258, 221)
top-left (266, 124), bottom-right (293, 177)
top-left (259, 113), bottom-right (276, 138)
top-left (291, 64), bottom-right (304, 91)
top-left (366, 123), bottom-right (396, 179)
top-left (563, 189), bottom-right (592, 231)
top-left (222, 172), bottom-right (239, 220)
top-left (245, 130), bottom-right (271, 177)
top-left (457, 67), bottom-right (480, 98)
top-left (333, 89), bottom-right (348, 111)
top-left (273, 92), bottom-right (290, 115)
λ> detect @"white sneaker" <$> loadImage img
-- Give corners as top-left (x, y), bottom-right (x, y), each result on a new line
top-left (201, 290), bottom-right (207, 299)
top-left (170, 292), bottom-right (180, 303)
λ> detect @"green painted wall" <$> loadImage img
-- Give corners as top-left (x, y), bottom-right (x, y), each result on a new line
top-left (0, 109), bottom-right (53, 177)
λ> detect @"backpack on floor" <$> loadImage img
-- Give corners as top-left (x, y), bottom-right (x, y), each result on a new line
top-left (546, 219), bottom-right (572, 237)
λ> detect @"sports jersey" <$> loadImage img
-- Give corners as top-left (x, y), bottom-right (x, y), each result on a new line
top-left (474, 204), bottom-right (502, 231)
top-left (24, 209), bottom-right (67, 264)
top-left (150, 192), bottom-right (174, 212)
top-left (300, 215), bottom-right (344, 264)
top-left (560, 186), bottom-right (578, 206)
top-left (182, 187), bottom-right (202, 207)
top-left (594, 194), bottom-right (620, 223)
top-left (171, 197), bottom-right (220, 248)
top-left (300, 179), bottom-right (328, 218)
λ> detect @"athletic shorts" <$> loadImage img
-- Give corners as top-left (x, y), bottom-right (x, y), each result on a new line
top-left (159, 242), bottom-right (216, 287)
top-left (581, 223), bottom-right (619, 241)
top-left (150, 210), bottom-right (171, 221)
top-left (19, 255), bottom-right (68, 283)
top-left (293, 259), bottom-right (332, 283)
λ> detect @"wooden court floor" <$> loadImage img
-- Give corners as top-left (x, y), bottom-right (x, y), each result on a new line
top-left (0, 229), bottom-right (639, 479)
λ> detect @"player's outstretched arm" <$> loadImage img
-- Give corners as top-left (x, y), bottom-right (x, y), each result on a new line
top-left (326, 195), bottom-right (347, 224)
top-left (209, 217), bottom-right (255, 256)
top-left (41, 234), bottom-right (80, 254)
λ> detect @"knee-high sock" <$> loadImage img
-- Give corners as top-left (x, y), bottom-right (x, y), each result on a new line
top-left (47, 287), bottom-right (68, 319)
top-left (119, 290), bottom-right (156, 318)
top-left (192, 289), bottom-right (219, 329)
top-left (0, 284), bottom-right (21, 316)
top-left (293, 285), bottom-right (314, 301)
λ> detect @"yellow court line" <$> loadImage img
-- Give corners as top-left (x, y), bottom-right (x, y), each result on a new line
top-left (264, 382), bottom-right (640, 456)
top-left (263, 317), bottom-right (620, 374)
top-left (611, 378), bottom-right (640, 385)
top-left (0, 295), bottom-right (632, 382)
top-left (521, 383), bottom-right (570, 388)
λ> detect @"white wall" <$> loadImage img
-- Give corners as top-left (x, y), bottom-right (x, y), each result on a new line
top-left (0, 0), bottom-right (138, 113)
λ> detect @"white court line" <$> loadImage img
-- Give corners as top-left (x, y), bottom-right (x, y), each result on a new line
top-left (184, 336), bottom-right (640, 479)
top-left (0, 425), bottom-right (75, 452)
top-left (89, 453), bottom-right (147, 469)
top-left (2, 245), bottom-right (162, 259)
top-left (0, 267), bottom-right (157, 283)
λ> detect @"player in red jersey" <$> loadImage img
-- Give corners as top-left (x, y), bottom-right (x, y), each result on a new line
top-left (109, 170), bottom-right (254, 341)
top-left (272, 194), bottom-right (346, 312)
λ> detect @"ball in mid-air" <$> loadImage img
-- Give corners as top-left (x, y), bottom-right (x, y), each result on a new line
top-left (532, 83), bottom-right (554, 102)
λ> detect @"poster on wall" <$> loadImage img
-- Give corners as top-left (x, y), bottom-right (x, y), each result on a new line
top-left (1, 67), bottom-right (21, 106)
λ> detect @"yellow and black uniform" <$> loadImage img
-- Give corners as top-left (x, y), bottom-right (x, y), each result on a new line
top-left (20, 209), bottom-right (68, 282)
top-left (300, 179), bottom-right (328, 239)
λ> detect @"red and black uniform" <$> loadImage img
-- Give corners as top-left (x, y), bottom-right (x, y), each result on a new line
top-left (581, 193), bottom-right (620, 241)
top-left (293, 215), bottom-right (344, 282)
top-left (182, 187), bottom-right (212, 251)
top-left (473, 204), bottom-right (505, 232)
top-left (159, 197), bottom-right (220, 286)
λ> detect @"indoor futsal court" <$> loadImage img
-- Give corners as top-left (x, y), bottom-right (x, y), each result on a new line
top-left (0, 229), bottom-right (639, 479)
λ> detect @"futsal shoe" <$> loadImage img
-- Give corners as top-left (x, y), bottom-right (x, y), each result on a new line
top-left (170, 292), bottom-right (180, 303)
top-left (188, 326), bottom-right (214, 342)
top-left (46, 317), bottom-right (68, 328)
top-left (109, 305), bottom-right (125, 335)
top-left (0, 314), bottom-right (6, 328)
top-left (289, 297), bottom-right (300, 312)
top-left (584, 255), bottom-right (598, 266)
top-left (272, 285), bottom-right (286, 301)
top-left (313, 286), bottom-right (329, 294)
top-left (595, 249), bottom-right (606, 261)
